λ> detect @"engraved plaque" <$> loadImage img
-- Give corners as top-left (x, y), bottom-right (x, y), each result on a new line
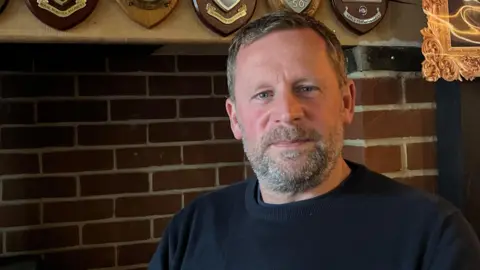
top-left (25, 0), bottom-right (99, 30)
top-left (192, 0), bottom-right (257, 36)
top-left (116, 0), bottom-right (179, 29)
top-left (331, 0), bottom-right (387, 34)
top-left (268, 0), bottom-right (321, 16)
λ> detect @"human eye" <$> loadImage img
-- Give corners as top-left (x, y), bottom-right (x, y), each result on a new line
top-left (295, 85), bottom-right (319, 95)
top-left (252, 90), bottom-right (273, 100)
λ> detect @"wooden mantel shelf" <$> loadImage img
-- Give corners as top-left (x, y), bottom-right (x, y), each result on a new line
top-left (0, 0), bottom-right (426, 46)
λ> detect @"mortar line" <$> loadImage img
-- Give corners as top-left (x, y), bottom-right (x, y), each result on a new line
top-left (401, 143), bottom-right (409, 171)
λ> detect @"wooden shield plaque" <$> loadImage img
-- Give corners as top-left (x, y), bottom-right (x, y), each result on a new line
top-left (0, 0), bottom-right (9, 14)
top-left (331, 0), bottom-right (387, 35)
top-left (25, 0), bottom-right (99, 30)
top-left (267, 0), bottom-right (321, 16)
top-left (116, 0), bottom-right (179, 29)
top-left (192, 0), bottom-right (257, 36)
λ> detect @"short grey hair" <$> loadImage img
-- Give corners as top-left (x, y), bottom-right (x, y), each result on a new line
top-left (226, 10), bottom-right (348, 101)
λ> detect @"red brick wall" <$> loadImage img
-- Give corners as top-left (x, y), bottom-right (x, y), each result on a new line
top-left (0, 52), bottom-right (437, 269)
top-left (343, 73), bottom-right (437, 193)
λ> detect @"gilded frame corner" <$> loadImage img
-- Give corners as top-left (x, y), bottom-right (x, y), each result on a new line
top-left (421, 0), bottom-right (480, 82)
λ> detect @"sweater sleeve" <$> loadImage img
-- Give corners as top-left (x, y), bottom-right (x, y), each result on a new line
top-left (424, 211), bottom-right (480, 270)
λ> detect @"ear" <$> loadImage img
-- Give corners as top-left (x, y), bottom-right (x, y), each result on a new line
top-left (225, 98), bottom-right (243, 140)
top-left (341, 79), bottom-right (356, 125)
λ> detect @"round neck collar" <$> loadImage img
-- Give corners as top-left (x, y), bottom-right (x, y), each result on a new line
top-left (244, 160), bottom-right (365, 221)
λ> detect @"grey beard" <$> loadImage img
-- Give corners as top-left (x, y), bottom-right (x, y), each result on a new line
top-left (242, 124), bottom-right (342, 194)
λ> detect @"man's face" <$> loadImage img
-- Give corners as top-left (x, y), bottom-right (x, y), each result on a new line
top-left (226, 29), bottom-right (355, 194)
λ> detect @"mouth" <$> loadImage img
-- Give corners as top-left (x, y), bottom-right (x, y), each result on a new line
top-left (271, 139), bottom-right (313, 148)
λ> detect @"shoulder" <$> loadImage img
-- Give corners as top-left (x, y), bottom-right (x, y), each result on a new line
top-left (353, 162), bottom-right (460, 221)
top-left (167, 179), bottom-right (250, 227)
top-left (186, 179), bottom-right (250, 210)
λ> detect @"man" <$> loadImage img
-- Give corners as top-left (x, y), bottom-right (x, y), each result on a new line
top-left (148, 10), bottom-right (480, 269)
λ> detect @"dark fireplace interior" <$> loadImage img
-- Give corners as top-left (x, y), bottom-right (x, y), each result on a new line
top-left (436, 78), bottom-right (480, 237)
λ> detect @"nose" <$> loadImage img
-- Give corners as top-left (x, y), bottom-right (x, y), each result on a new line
top-left (274, 90), bottom-right (304, 124)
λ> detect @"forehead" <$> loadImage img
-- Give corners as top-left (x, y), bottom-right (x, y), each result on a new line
top-left (233, 29), bottom-right (337, 88)
top-left (238, 29), bottom-right (328, 62)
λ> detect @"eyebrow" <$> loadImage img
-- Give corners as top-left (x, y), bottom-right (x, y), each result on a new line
top-left (292, 78), bottom-right (321, 86)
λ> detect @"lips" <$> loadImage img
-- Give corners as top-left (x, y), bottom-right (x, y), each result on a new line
top-left (271, 139), bottom-right (312, 146)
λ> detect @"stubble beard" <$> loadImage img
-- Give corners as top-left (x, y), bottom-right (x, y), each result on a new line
top-left (241, 123), bottom-right (343, 194)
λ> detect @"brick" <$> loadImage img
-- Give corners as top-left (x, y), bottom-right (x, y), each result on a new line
top-left (184, 190), bottom-right (210, 206)
top-left (154, 217), bottom-right (172, 238)
top-left (1, 75), bottom-right (74, 98)
top-left (43, 247), bottom-right (115, 270)
top-left (37, 101), bottom-right (108, 123)
top-left (213, 76), bottom-right (228, 95)
top-left (0, 54), bottom-right (32, 72)
top-left (405, 77), bottom-right (436, 103)
top-left (149, 76), bottom-right (211, 96)
top-left (2, 176), bottom-right (76, 200)
top-left (108, 55), bottom-right (175, 72)
top-left (0, 101), bottom-right (34, 124)
top-left (116, 146), bottom-right (181, 169)
top-left (342, 145), bottom-right (366, 165)
top-left (343, 145), bottom-right (402, 173)
top-left (42, 150), bottom-right (113, 173)
top-left (407, 142), bottom-right (437, 170)
top-left (35, 55), bottom-right (105, 72)
top-left (213, 121), bottom-right (234, 139)
top-left (118, 242), bottom-right (158, 266)
top-left (153, 168), bottom-right (215, 191)
top-left (80, 173), bottom-right (149, 196)
top-left (1, 126), bottom-right (74, 149)
top-left (345, 109), bottom-right (435, 139)
top-left (78, 75), bottom-right (146, 96)
top-left (111, 99), bottom-right (176, 120)
top-left (43, 199), bottom-right (113, 223)
top-left (0, 204), bottom-right (40, 227)
top-left (116, 195), bottom-right (181, 217)
top-left (365, 146), bottom-right (402, 173)
top-left (354, 78), bottom-right (402, 105)
top-left (183, 143), bottom-right (244, 164)
top-left (83, 220), bottom-right (150, 244)
top-left (219, 166), bottom-right (245, 185)
top-left (177, 55), bottom-right (227, 72)
top-left (78, 124), bottom-right (146, 146)
top-left (0, 153), bottom-right (39, 176)
top-left (6, 226), bottom-right (79, 252)
top-left (394, 175), bottom-right (438, 194)
top-left (179, 98), bottom-right (227, 118)
top-left (149, 122), bottom-right (211, 143)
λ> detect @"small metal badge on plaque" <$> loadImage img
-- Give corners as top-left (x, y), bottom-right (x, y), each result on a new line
top-left (116, 0), bottom-right (179, 29)
top-left (331, 0), bottom-right (387, 34)
top-left (192, 0), bottom-right (257, 36)
top-left (25, 0), bottom-right (99, 30)
top-left (0, 0), bottom-right (9, 15)
top-left (268, 0), bottom-right (321, 16)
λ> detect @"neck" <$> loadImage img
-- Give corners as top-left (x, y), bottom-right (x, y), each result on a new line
top-left (259, 157), bottom-right (351, 204)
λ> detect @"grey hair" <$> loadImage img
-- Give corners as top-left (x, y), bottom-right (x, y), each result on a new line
top-left (226, 10), bottom-right (348, 101)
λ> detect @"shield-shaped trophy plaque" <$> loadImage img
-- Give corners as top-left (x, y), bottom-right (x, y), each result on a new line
top-left (117, 0), bottom-right (179, 29)
top-left (267, 0), bottom-right (321, 16)
top-left (331, 0), bottom-right (387, 35)
top-left (0, 0), bottom-right (9, 15)
top-left (25, 0), bottom-right (99, 30)
top-left (192, 0), bottom-right (257, 36)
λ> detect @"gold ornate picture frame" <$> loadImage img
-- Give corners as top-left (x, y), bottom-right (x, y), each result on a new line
top-left (421, 0), bottom-right (480, 82)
